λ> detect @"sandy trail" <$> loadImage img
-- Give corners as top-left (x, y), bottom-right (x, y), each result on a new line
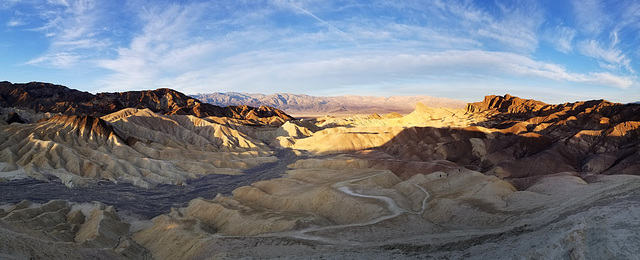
top-left (412, 183), bottom-right (430, 215)
top-left (257, 174), bottom-right (640, 249)
top-left (255, 171), bottom-right (431, 246)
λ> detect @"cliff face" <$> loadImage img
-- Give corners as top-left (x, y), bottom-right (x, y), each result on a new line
top-left (466, 94), bottom-right (549, 114)
top-left (0, 82), bottom-right (293, 124)
top-left (0, 82), bottom-right (94, 115)
top-left (467, 94), bottom-right (640, 128)
top-left (457, 94), bottom-right (640, 187)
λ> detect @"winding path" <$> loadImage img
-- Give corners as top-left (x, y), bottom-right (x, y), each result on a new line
top-left (261, 171), bottom-right (431, 245)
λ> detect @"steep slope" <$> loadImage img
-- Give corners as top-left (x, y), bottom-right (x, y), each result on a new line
top-left (466, 94), bottom-right (549, 114)
top-left (466, 94), bottom-right (640, 184)
top-left (0, 108), bottom-right (276, 188)
top-left (0, 81), bottom-right (292, 125)
top-left (193, 92), bottom-right (466, 116)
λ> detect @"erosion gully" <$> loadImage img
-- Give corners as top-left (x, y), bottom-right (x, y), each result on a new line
top-left (0, 149), bottom-right (297, 219)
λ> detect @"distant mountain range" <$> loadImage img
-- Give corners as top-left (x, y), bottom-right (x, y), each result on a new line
top-left (191, 92), bottom-right (466, 116)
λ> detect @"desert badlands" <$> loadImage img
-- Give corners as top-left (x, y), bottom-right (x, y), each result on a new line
top-left (1, 81), bottom-right (640, 259)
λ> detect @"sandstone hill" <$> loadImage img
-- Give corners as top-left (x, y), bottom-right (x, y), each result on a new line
top-left (0, 81), bottom-right (292, 125)
top-left (192, 92), bottom-right (466, 116)
top-left (0, 108), bottom-right (276, 188)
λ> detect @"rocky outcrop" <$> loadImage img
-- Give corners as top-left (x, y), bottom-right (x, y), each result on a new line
top-left (0, 81), bottom-right (293, 125)
top-left (467, 94), bottom-right (640, 127)
top-left (0, 81), bottom-right (94, 114)
top-left (4, 112), bottom-right (25, 124)
top-left (466, 94), bottom-right (549, 114)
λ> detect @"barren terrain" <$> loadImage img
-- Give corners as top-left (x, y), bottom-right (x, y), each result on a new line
top-left (1, 83), bottom-right (639, 259)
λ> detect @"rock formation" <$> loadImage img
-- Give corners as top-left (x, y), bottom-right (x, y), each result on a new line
top-left (466, 94), bottom-right (548, 114)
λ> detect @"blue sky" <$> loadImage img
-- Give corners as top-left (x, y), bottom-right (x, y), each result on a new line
top-left (1, 0), bottom-right (639, 103)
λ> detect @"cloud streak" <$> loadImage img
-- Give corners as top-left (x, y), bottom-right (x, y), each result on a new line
top-left (275, 0), bottom-right (360, 47)
top-left (22, 0), bottom-right (109, 68)
top-left (578, 40), bottom-right (634, 73)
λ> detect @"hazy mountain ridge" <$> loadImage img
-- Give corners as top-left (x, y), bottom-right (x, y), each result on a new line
top-left (192, 92), bottom-right (466, 116)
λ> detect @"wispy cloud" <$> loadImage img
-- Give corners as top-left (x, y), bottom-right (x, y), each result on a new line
top-left (586, 72), bottom-right (634, 88)
top-left (544, 26), bottom-right (576, 53)
top-left (92, 0), bottom-right (636, 96)
top-left (6, 17), bottom-right (25, 27)
top-left (578, 40), bottom-right (633, 73)
top-left (440, 1), bottom-right (543, 53)
top-left (96, 2), bottom-right (226, 91)
top-left (24, 52), bottom-right (80, 67)
top-left (572, 0), bottom-right (608, 34)
top-left (619, 2), bottom-right (640, 30)
top-left (24, 0), bottom-right (107, 67)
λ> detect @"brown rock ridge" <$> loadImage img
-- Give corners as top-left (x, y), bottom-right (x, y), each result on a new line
top-left (466, 94), bottom-right (548, 114)
top-left (467, 94), bottom-right (640, 127)
top-left (0, 81), bottom-right (293, 125)
top-left (439, 95), bottom-right (640, 186)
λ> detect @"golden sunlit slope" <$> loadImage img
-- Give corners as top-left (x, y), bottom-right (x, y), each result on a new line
top-left (0, 108), bottom-right (276, 188)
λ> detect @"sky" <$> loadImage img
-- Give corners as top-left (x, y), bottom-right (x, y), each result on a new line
top-left (1, 0), bottom-right (639, 104)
